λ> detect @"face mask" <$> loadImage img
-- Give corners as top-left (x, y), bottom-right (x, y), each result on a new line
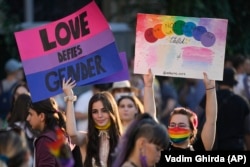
top-left (168, 127), bottom-right (191, 143)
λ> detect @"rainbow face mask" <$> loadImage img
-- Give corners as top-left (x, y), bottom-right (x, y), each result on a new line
top-left (168, 127), bottom-right (191, 143)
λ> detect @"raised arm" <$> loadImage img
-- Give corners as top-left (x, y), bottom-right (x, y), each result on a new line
top-left (143, 69), bottom-right (158, 121)
top-left (201, 72), bottom-right (217, 150)
top-left (62, 78), bottom-right (87, 146)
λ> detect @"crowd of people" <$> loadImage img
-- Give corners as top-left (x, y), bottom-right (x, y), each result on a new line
top-left (0, 55), bottom-right (250, 167)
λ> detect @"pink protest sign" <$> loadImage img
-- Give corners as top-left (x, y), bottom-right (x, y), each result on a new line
top-left (134, 13), bottom-right (228, 80)
top-left (14, 0), bottom-right (122, 102)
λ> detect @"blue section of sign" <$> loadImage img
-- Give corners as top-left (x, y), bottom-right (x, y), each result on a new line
top-left (27, 42), bottom-right (122, 102)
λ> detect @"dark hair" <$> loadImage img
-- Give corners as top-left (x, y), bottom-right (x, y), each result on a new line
top-left (168, 107), bottom-right (198, 144)
top-left (10, 81), bottom-right (29, 110)
top-left (93, 83), bottom-right (113, 91)
top-left (8, 94), bottom-right (37, 153)
top-left (30, 97), bottom-right (66, 131)
top-left (0, 130), bottom-right (29, 167)
top-left (217, 67), bottom-right (238, 87)
top-left (8, 94), bottom-right (31, 126)
top-left (232, 54), bottom-right (245, 69)
top-left (84, 91), bottom-right (123, 167)
top-left (112, 113), bottom-right (169, 167)
top-left (117, 95), bottom-right (144, 115)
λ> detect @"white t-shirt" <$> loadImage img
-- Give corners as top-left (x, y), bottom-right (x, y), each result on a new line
top-left (74, 90), bottom-right (93, 131)
top-left (234, 74), bottom-right (245, 97)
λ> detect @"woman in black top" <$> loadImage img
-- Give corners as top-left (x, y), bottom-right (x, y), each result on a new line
top-left (143, 69), bottom-right (217, 151)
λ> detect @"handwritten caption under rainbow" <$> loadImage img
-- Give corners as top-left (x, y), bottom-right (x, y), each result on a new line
top-left (144, 20), bottom-right (216, 47)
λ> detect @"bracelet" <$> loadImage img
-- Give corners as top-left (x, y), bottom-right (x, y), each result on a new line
top-left (64, 95), bottom-right (77, 102)
top-left (206, 87), bottom-right (215, 90)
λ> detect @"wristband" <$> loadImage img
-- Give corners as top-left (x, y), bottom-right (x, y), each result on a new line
top-left (206, 87), bottom-right (215, 90)
top-left (64, 95), bottom-right (77, 102)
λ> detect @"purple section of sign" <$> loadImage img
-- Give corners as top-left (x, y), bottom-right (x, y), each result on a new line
top-left (200, 32), bottom-right (216, 47)
top-left (22, 29), bottom-right (114, 75)
top-left (26, 42), bottom-right (122, 102)
top-left (192, 26), bottom-right (207, 41)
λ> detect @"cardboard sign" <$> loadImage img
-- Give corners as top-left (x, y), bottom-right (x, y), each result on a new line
top-left (134, 13), bottom-right (228, 80)
top-left (89, 52), bottom-right (130, 84)
top-left (15, 0), bottom-right (122, 102)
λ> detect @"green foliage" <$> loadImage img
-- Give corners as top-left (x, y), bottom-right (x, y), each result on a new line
top-left (108, 0), bottom-right (250, 57)
top-left (0, 0), bottom-right (249, 61)
top-left (0, 0), bottom-right (21, 59)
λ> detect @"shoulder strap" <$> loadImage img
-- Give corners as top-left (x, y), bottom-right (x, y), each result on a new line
top-left (8, 81), bottom-right (22, 97)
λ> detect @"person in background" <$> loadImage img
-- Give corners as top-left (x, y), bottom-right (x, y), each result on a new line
top-left (200, 67), bottom-right (250, 150)
top-left (8, 94), bottom-right (36, 156)
top-left (0, 128), bottom-right (32, 167)
top-left (117, 95), bottom-right (144, 131)
top-left (11, 81), bottom-right (30, 101)
top-left (224, 56), bottom-right (233, 68)
top-left (156, 76), bottom-right (180, 127)
top-left (232, 55), bottom-right (246, 97)
top-left (0, 58), bottom-right (24, 127)
top-left (1, 58), bottom-right (24, 90)
top-left (8, 81), bottom-right (30, 117)
top-left (144, 69), bottom-right (217, 151)
top-left (62, 78), bottom-right (123, 167)
top-left (112, 113), bottom-right (169, 167)
top-left (110, 80), bottom-right (139, 101)
top-left (242, 57), bottom-right (250, 102)
top-left (178, 78), bottom-right (206, 112)
top-left (26, 97), bottom-right (74, 167)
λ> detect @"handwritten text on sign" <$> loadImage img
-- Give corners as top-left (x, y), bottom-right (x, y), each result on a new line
top-left (15, 1), bottom-right (122, 102)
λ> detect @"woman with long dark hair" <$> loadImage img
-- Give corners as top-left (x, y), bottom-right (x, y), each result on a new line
top-left (63, 78), bottom-right (123, 167)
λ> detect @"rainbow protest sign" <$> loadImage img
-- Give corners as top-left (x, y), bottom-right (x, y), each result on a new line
top-left (15, 0), bottom-right (124, 102)
top-left (134, 13), bottom-right (228, 80)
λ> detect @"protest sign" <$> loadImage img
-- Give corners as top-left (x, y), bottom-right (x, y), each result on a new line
top-left (15, 0), bottom-right (123, 102)
top-left (89, 52), bottom-right (130, 85)
top-left (134, 13), bottom-right (228, 80)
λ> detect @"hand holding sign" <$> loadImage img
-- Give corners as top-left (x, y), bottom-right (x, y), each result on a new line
top-left (15, 1), bottom-right (125, 102)
top-left (134, 13), bottom-right (228, 81)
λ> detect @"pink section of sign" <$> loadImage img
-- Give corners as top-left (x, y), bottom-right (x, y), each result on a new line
top-left (182, 46), bottom-right (214, 63)
top-left (15, 1), bottom-right (109, 60)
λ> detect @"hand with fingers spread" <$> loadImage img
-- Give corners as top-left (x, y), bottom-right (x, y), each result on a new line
top-left (62, 78), bottom-right (76, 96)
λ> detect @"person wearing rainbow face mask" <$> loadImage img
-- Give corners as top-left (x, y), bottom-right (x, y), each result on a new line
top-left (143, 69), bottom-right (217, 151)
top-left (167, 107), bottom-right (199, 150)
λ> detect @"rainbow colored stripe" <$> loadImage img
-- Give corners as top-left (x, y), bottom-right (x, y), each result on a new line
top-left (47, 128), bottom-right (74, 167)
top-left (47, 128), bottom-right (65, 157)
top-left (168, 127), bottom-right (190, 143)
